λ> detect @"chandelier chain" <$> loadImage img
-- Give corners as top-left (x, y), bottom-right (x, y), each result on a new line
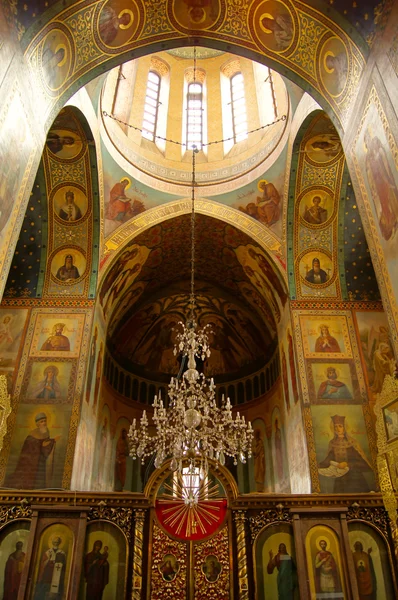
top-left (128, 46), bottom-right (254, 476)
top-left (102, 111), bottom-right (286, 148)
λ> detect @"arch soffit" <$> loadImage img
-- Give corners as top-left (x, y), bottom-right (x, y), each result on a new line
top-left (24, 1), bottom-right (366, 135)
top-left (99, 198), bottom-right (287, 291)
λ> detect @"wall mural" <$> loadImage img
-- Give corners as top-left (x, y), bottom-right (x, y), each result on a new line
top-left (311, 405), bottom-right (376, 494)
top-left (0, 308), bottom-right (28, 393)
top-left (355, 310), bottom-right (395, 399)
top-left (0, 307), bottom-right (88, 491)
top-left (290, 113), bottom-right (345, 300)
top-left (103, 215), bottom-right (284, 340)
top-left (41, 107), bottom-right (98, 297)
top-left (111, 291), bottom-right (273, 379)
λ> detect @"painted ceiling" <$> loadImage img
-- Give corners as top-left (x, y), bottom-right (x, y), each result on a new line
top-left (6, 0), bottom-right (392, 48)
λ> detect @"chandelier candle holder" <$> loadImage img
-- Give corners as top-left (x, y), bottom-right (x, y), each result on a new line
top-left (128, 47), bottom-right (253, 476)
top-left (128, 320), bottom-right (253, 476)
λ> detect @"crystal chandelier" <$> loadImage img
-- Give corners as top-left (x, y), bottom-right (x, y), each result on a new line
top-left (128, 50), bottom-right (253, 476)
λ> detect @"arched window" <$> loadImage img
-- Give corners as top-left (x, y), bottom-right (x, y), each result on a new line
top-left (142, 71), bottom-right (161, 142)
top-left (186, 82), bottom-right (203, 150)
top-left (230, 72), bottom-right (248, 144)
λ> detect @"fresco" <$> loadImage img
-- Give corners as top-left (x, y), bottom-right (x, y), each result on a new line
top-left (53, 186), bottom-right (88, 222)
top-left (113, 417), bottom-right (131, 492)
top-left (356, 104), bottom-right (398, 244)
top-left (271, 407), bottom-right (289, 492)
top-left (101, 246), bottom-right (150, 319)
top-left (300, 316), bottom-right (350, 358)
top-left (311, 405), bottom-right (376, 494)
top-left (0, 521), bottom-right (30, 600)
top-left (24, 361), bottom-right (74, 401)
top-left (252, 0), bottom-right (296, 53)
top-left (79, 521), bottom-right (127, 600)
top-left (287, 329), bottom-right (299, 402)
top-left (4, 403), bottom-right (73, 489)
top-left (31, 314), bottom-right (85, 358)
top-left (172, 0), bottom-right (222, 30)
top-left (0, 309), bottom-right (28, 390)
top-left (309, 362), bottom-right (357, 403)
top-left (31, 523), bottom-right (74, 600)
top-left (40, 28), bottom-right (73, 93)
top-left (93, 405), bottom-right (113, 492)
top-left (304, 136), bottom-right (342, 164)
top-left (299, 189), bottom-right (335, 225)
top-left (300, 252), bottom-right (334, 285)
top-left (112, 292), bottom-right (273, 379)
top-left (50, 248), bottom-right (86, 283)
top-left (254, 523), bottom-right (297, 600)
top-left (305, 525), bottom-right (346, 599)
top-left (348, 522), bottom-right (396, 600)
top-left (97, 0), bottom-right (142, 48)
top-left (46, 129), bottom-right (83, 159)
top-left (319, 36), bottom-right (349, 97)
top-left (355, 311), bottom-right (394, 395)
top-left (251, 419), bottom-right (267, 493)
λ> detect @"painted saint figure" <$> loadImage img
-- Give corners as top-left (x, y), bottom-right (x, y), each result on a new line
top-left (252, 428), bottom-right (265, 492)
top-left (318, 415), bottom-right (373, 493)
top-left (99, 7), bottom-right (133, 45)
top-left (3, 541), bottom-right (25, 600)
top-left (305, 257), bottom-right (329, 284)
top-left (55, 254), bottom-right (80, 281)
top-left (84, 540), bottom-right (110, 600)
top-left (267, 543), bottom-right (297, 599)
top-left (371, 342), bottom-right (395, 393)
top-left (256, 180), bottom-right (281, 226)
top-left (317, 367), bottom-right (352, 400)
top-left (32, 365), bottom-right (62, 400)
top-left (363, 128), bottom-right (398, 241)
top-left (352, 541), bottom-right (377, 600)
top-left (303, 196), bottom-right (328, 225)
top-left (34, 536), bottom-right (66, 600)
top-left (41, 323), bottom-right (70, 352)
top-left (58, 190), bottom-right (82, 221)
top-left (107, 178), bottom-right (145, 222)
top-left (7, 412), bottom-right (58, 489)
top-left (46, 133), bottom-right (76, 155)
top-left (315, 325), bottom-right (341, 353)
top-left (0, 313), bottom-right (13, 347)
top-left (114, 428), bottom-right (129, 491)
top-left (315, 539), bottom-right (342, 595)
top-left (85, 327), bottom-right (98, 403)
top-left (260, 13), bottom-right (294, 51)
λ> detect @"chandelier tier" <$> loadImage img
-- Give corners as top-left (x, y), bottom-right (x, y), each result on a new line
top-left (128, 49), bottom-right (254, 475)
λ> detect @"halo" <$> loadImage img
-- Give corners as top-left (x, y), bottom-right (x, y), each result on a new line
top-left (50, 533), bottom-right (64, 548)
top-left (323, 51), bottom-right (336, 74)
top-left (120, 177), bottom-right (131, 190)
top-left (54, 43), bottom-right (67, 67)
top-left (2, 313), bottom-right (13, 323)
top-left (188, 7), bottom-right (207, 24)
top-left (316, 536), bottom-right (330, 550)
top-left (259, 13), bottom-right (274, 34)
top-left (318, 323), bottom-right (329, 333)
top-left (118, 9), bottom-right (134, 29)
top-left (43, 365), bottom-right (59, 377)
top-left (257, 179), bottom-right (268, 191)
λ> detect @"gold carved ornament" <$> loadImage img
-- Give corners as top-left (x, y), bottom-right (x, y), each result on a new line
top-left (373, 375), bottom-right (398, 563)
top-left (0, 374), bottom-right (11, 453)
